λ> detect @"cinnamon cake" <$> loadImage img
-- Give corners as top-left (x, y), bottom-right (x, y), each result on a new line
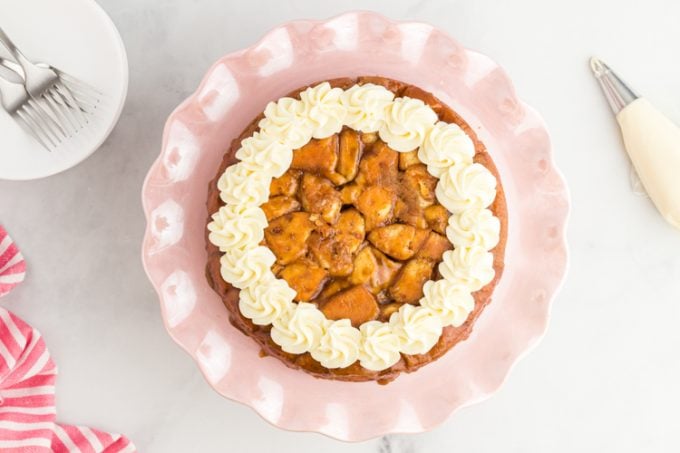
top-left (205, 77), bottom-right (507, 384)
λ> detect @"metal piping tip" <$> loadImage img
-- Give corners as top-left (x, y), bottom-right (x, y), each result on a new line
top-left (590, 56), bottom-right (639, 115)
top-left (589, 57), bottom-right (608, 76)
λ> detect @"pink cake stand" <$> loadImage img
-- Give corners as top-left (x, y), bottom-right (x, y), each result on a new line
top-left (142, 11), bottom-right (569, 441)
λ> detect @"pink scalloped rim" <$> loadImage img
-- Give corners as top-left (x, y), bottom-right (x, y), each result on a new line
top-left (141, 11), bottom-right (569, 441)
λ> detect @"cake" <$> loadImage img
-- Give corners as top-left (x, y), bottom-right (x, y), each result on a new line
top-left (205, 77), bottom-right (507, 384)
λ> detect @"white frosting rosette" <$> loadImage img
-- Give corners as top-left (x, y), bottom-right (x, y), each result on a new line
top-left (300, 82), bottom-right (347, 139)
top-left (311, 319), bottom-right (361, 369)
top-left (217, 163), bottom-right (271, 207)
top-left (419, 121), bottom-right (475, 177)
top-left (389, 304), bottom-right (443, 355)
top-left (340, 83), bottom-right (394, 132)
top-left (447, 207), bottom-right (500, 250)
top-left (219, 246), bottom-right (276, 290)
top-left (271, 303), bottom-right (328, 354)
top-left (359, 321), bottom-right (402, 371)
top-left (420, 279), bottom-right (475, 327)
top-left (379, 97), bottom-right (438, 152)
top-left (208, 82), bottom-right (501, 372)
top-left (239, 275), bottom-right (296, 326)
top-left (236, 132), bottom-right (293, 178)
top-left (258, 97), bottom-right (314, 149)
top-left (207, 204), bottom-right (267, 252)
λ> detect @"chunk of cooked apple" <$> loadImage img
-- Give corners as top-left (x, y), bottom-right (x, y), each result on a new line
top-left (389, 258), bottom-right (434, 304)
top-left (340, 184), bottom-right (362, 205)
top-left (394, 197), bottom-right (428, 229)
top-left (291, 136), bottom-right (338, 173)
top-left (264, 212), bottom-right (314, 264)
top-left (337, 129), bottom-right (363, 182)
top-left (291, 136), bottom-right (346, 184)
top-left (360, 132), bottom-right (378, 145)
top-left (367, 224), bottom-right (429, 260)
top-left (355, 186), bottom-right (396, 231)
top-left (424, 204), bottom-right (449, 235)
top-left (355, 141), bottom-right (398, 186)
top-left (269, 169), bottom-right (301, 197)
top-left (401, 164), bottom-right (437, 208)
top-left (320, 285), bottom-right (379, 327)
top-left (416, 231), bottom-right (452, 262)
top-left (317, 278), bottom-right (352, 300)
top-left (261, 196), bottom-right (300, 221)
top-left (398, 150), bottom-right (421, 170)
top-left (308, 231), bottom-right (354, 277)
top-left (335, 208), bottom-right (365, 253)
top-left (379, 302), bottom-right (402, 320)
top-left (279, 259), bottom-right (328, 302)
top-left (348, 246), bottom-right (401, 294)
top-left (299, 173), bottom-right (342, 224)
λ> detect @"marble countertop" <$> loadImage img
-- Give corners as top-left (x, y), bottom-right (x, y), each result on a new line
top-left (2, 0), bottom-right (680, 451)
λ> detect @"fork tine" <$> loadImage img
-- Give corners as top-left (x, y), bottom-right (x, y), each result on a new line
top-left (50, 85), bottom-right (88, 127)
top-left (45, 87), bottom-right (84, 132)
top-left (15, 111), bottom-right (53, 150)
top-left (28, 98), bottom-right (68, 142)
top-left (17, 108), bottom-right (55, 150)
top-left (70, 92), bottom-right (101, 113)
top-left (29, 99), bottom-right (68, 145)
top-left (58, 72), bottom-right (104, 98)
top-left (21, 103), bottom-right (57, 145)
top-left (60, 79), bottom-right (102, 103)
top-left (58, 86), bottom-right (100, 115)
top-left (41, 92), bottom-right (78, 134)
top-left (30, 97), bottom-right (70, 138)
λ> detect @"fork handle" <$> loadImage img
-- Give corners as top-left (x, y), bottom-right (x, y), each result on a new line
top-left (0, 27), bottom-right (31, 77)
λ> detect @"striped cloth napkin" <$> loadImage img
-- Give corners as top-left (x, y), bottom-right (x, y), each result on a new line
top-left (0, 226), bottom-right (136, 452)
top-left (0, 226), bottom-right (26, 297)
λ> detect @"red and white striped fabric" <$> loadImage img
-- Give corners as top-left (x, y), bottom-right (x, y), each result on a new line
top-left (0, 308), bottom-right (136, 451)
top-left (0, 226), bottom-right (26, 298)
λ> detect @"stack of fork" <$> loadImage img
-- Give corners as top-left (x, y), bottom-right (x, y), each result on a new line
top-left (0, 26), bottom-right (103, 151)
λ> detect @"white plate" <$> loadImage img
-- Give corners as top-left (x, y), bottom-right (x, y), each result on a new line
top-left (0, 0), bottom-right (128, 180)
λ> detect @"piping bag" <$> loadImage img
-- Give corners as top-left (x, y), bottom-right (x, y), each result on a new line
top-left (591, 57), bottom-right (680, 230)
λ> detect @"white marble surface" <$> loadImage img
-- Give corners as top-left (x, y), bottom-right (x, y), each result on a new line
top-left (1, 0), bottom-right (680, 451)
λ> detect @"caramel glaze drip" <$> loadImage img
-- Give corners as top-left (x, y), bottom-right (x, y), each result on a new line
top-left (261, 127), bottom-right (453, 327)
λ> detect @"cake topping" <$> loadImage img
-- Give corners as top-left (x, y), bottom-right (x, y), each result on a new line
top-left (207, 205), bottom-right (267, 252)
top-left (239, 275), bottom-right (296, 326)
top-left (208, 82), bottom-right (500, 372)
top-left (271, 302), bottom-right (327, 354)
top-left (389, 304), bottom-right (442, 355)
top-left (379, 97), bottom-right (438, 152)
top-left (446, 207), bottom-right (500, 250)
top-left (340, 83), bottom-right (395, 133)
top-left (358, 321), bottom-right (402, 371)
top-left (435, 163), bottom-right (497, 214)
top-left (439, 246), bottom-right (495, 292)
top-left (419, 121), bottom-right (475, 177)
top-left (259, 97), bottom-right (314, 149)
top-left (217, 163), bottom-right (271, 207)
top-left (420, 279), bottom-right (475, 327)
top-left (300, 82), bottom-right (347, 139)
top-left (219, 246), bottom-right (276, 290)
top-left (311, 319), bottom-right (362, 369)
top-left (236, 131), bottom-right (293, 178)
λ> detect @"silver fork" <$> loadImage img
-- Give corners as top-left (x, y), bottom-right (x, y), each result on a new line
top-left (0, 57), bottom-right (105, 117)
top-left (0, 70), bottom-right (66, 150)
top-left (0, 27), bottom-right (91, 136)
